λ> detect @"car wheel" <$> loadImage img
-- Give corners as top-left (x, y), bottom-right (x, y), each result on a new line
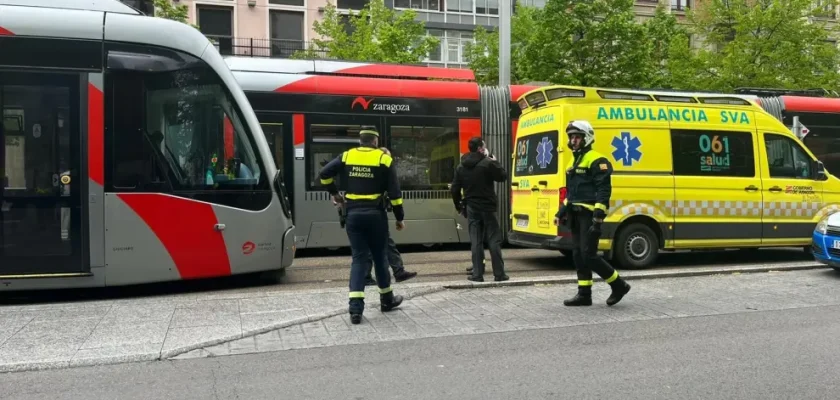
top-left (613, 223), bottom-right (659, 269)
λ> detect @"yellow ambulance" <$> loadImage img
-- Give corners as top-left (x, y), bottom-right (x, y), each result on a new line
top-left (508, 85), bottom-right (840, 269)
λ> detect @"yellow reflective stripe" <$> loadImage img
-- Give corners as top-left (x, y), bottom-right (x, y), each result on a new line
top-left (346, 193), bottom-right (381, 200)
top-left (578, 280), bottom-right (594, 286)
top-left (345, 147), bottom-right (384, 167)
top-left (341, 151), bottom-right (349, 162)
top-left (349, 291), bottom-right (365, 299)
top-left (572, 202), bottom-right (595, 211)
top-left (563, 198), bottom-right (568, 206)
top-left (379, 287), bottom-right (392, 294)
top-left (320, 177), bottom-right (334, 185)
top-left (605, 271), bottom-right (619, 284)
top-left (594, 203), bottom-right (607, 212)
top-left (381, 153), bottom-right (393, 168)
top-left (390, 198), bottom-right (403, 206)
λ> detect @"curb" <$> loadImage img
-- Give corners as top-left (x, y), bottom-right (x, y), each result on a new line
top-left (157, 285), bottom-right (446, 360)
top-left (442, 262), bottom-right (829, 290)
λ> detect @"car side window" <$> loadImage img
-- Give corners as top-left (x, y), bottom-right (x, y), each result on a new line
top-left (764, 133), bottom-right (813, 179)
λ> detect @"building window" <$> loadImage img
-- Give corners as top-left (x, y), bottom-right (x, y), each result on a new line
top-left (389, 124), bottom-right (459, 190)
top-left (671, 0), bottom-right (690, 11)
top-left (394, 0), bottom-right (443, 12)
top-left (337, 0), bottom-right (369, 10)
top-left (197, 5), bottom-right (234, 55)
top-left (446, 0), bottom-right (474, 13)
top-left (269, 0), bottom-right (305, 5)
top-left (476, 0), bottom-right (498, 15)
top-left (269, 10), bottom-right (305, 58)
top-left (425, 30), bottom-right (474, 66)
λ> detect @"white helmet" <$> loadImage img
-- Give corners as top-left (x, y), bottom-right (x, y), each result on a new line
top-left (566, 120), bottom-right (595, 150)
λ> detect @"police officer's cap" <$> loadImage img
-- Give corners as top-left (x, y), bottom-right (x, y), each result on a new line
top-left (360, 129), bottom-right (379, 137)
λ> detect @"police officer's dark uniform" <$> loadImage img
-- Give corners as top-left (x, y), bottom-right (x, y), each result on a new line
top-left (318, 129), bottom-right (406, 324)
top-left (555, 120), bottom-right (631, 307)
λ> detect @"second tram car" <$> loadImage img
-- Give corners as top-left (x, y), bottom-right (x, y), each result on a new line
top-left (226, 55), bottom-right (536, 250)
top-left (0, 0), bottom-right (295, 291)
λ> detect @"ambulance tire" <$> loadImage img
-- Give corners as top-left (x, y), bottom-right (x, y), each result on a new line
top-left (613, 223), bottom-right (659, 270)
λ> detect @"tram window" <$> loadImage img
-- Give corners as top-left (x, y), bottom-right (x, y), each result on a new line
top-left (389, 125), bottom-right (458, 190)
top-left (764, 134), bottom-right (813, 179)
top-left (110, 64), bottom-right (267, 193)
top-left (801, 126), bottom-right (840, 175)
top-left (307, 124), bottom-right (367, 190)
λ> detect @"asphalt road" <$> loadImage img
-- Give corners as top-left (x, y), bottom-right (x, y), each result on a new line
top-left (2, 304), bottom-right (837, 399)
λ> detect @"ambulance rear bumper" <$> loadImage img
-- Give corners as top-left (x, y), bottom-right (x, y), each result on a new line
top-left (507, 230), bottom-right (574, 250)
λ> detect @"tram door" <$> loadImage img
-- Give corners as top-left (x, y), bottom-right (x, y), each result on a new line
top-left (256, 112), bottom-right (295, 210)
top-left (0, 71), bottom-right (86, 276)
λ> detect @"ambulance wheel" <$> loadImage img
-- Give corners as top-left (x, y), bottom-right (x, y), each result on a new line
top-left (613, 223), bottom-right (659, 270)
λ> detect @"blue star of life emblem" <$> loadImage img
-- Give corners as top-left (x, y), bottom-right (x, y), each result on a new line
top-left (536, 136), bottom-right (553, 169)
top-left (611, 131), bottom-right (642, 167)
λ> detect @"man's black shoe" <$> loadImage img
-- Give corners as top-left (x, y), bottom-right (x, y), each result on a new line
top-left (563, 293), bottom-right (593, 306)
top-left (467, 276), bottom-right (484, 283)
top-left (365, 276), bottom-right (376, 286)
top-left (380, 292), bottom-right (403, 312)
top-left (494, 275), bottom-right (509, 282)
top-left (350, 313), bottom-right (362, 324)
top-left (606, 281), bottom-right (631, 306)
top-left (394, 270), bottom-right (417, 282)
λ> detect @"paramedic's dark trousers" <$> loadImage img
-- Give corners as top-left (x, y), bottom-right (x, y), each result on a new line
top-left (468, 206), bottom-right (505, 279)
top-left (569, 207), bottom-right (620, 291)
top-left (346, 208), bottom-right (392, 314)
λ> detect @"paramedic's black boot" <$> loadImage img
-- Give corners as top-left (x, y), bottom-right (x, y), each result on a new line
top-left (563, 287), bottom-right (593, 307)
top-left (380, 291), bottom-right (403, 312)
top-left (606, 279), bottom-right (631, 306)
top-left (349, 299), bottom-right (364, 324)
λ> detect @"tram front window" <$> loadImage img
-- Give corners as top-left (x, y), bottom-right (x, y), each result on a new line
top-left (144, 70), bottom-right (262, 189)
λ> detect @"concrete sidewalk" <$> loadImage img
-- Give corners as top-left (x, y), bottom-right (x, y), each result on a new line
top-left (0, 260), bottom-right (828, 372)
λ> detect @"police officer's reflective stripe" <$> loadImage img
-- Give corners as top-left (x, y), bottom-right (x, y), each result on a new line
top-left (578, 280), bottom-right (594, 286)
top-left (605, 271), bottom-right (619, 284)
top-left (346, 193), bottom-right (382, 200)
top-left (379, 287), bottom-right (392, 294)
top-left (320, 177), bottom-right (334, 185)
top-left (349, 291), bottom-right (365, 299)
top-left (390, 198), bottom-right (403, 206)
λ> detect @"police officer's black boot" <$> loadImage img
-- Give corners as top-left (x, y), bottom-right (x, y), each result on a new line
top-left (563, 286), bottom-right (593, 306)
top-left (349, 299), bottom-right (364, 324)
top-left (606, 278), bottom-right (631, 306)
top-left (380, 291), bottom-right (403, 312)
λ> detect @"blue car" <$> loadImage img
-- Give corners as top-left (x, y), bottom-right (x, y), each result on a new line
top-left (812, 212), bottom-right (840, 270)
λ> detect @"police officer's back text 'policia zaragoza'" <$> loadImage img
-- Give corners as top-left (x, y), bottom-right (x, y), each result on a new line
top-left (554, 121), bottom-right (632, 307)
top-left (318, 129), bottom-right (407, 325)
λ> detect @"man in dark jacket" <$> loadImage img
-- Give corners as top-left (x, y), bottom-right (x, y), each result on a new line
top-left (451, 137), bottom-right (509, 282)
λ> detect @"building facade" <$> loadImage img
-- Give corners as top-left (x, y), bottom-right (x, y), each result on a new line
top-left (125, 1), bottom-right (838, 69)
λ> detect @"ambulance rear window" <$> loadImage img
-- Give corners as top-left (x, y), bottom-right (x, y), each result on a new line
top-left (514, 131), bottom-right (559, 176)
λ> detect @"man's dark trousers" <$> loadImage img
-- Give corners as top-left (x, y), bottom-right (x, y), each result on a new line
top-left (568, 207), bottom-right (618, 289)
top-left (346, 208), bottom-right (391, 314)
top-left (365, 234), bottom-right (405, 277)
top-left (467, 206), bottom-right (505, 279)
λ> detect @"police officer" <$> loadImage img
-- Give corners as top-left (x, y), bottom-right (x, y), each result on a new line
top-left (554, 121), bottom-right (631, 307)
top-left (318, 129), bottom-right (406, 324)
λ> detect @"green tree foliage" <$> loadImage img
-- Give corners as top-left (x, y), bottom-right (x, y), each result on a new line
top-left (152, 0), bottom-right (199, 29)
top-left (521, 0), bottom-right (660, 88)
top-left (465, 3), bottom-right (539, 85)
top-left (668, 0), bottom-right (840, 92)
top-left (294, 0), bottom-right (439, 63)
top-left (466, 1), bottom-right (684, 88)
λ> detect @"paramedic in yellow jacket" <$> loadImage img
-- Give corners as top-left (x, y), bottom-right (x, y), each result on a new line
top-left (554, 120), bottom-right (632, 307)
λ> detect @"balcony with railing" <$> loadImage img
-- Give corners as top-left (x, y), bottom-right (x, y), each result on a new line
top-left (206, 35), bottom-right (332, 60)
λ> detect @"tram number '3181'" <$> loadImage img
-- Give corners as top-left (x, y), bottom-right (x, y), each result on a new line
top-left (457, 106), bottom-right (469, 113)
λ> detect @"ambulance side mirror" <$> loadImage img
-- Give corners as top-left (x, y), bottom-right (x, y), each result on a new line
top-left (815, 161), bottom-right (828, 181)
